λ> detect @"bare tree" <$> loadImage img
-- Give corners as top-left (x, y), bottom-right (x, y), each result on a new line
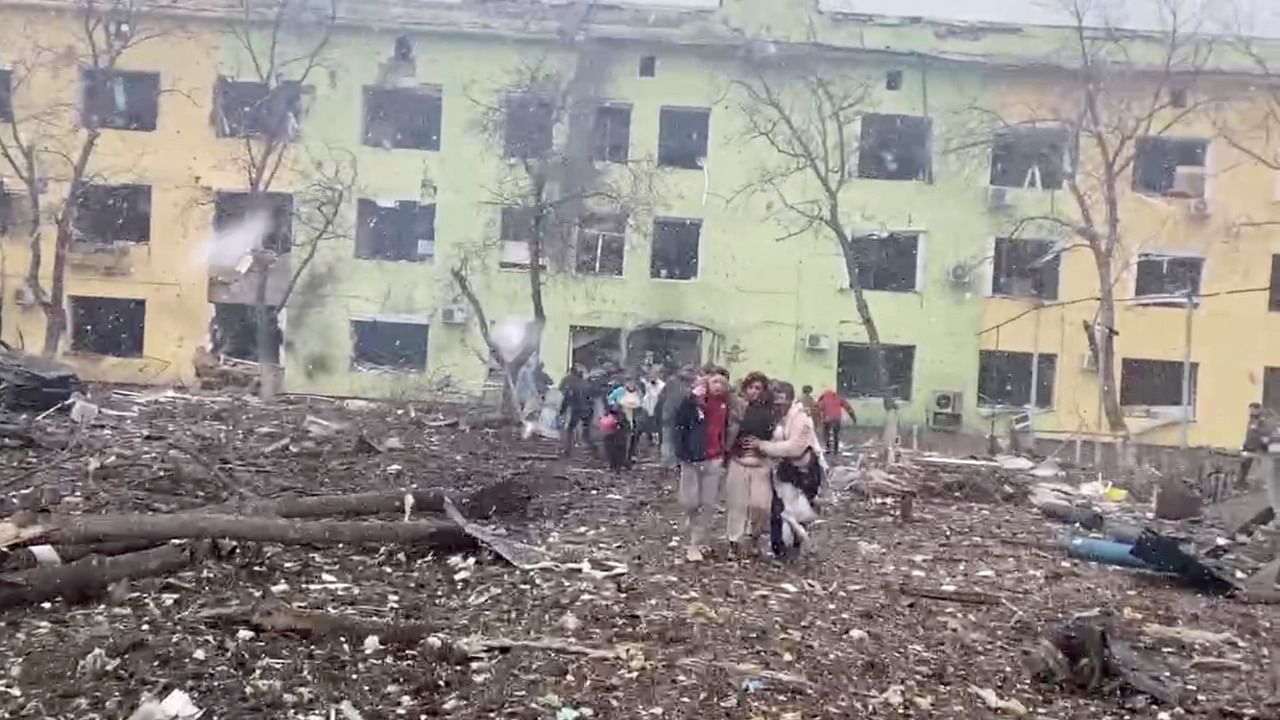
top-left (0, 0), bottom-right (167, 355)
top-left (215, 0), bottom-right (351, 397)
top-left (733, 59), bottom-right (901, 414)
top-left (452, 48), bottom-right (659, 417)
top-left (972, 0), bottom-right (1215, 441)
top-left (1216, 20), bottom-right (1280, 230)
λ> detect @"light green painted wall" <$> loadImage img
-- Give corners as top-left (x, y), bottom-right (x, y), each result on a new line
top-left (214, 23), bottom-right (997, 431)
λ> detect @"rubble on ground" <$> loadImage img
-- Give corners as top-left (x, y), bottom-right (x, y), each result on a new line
top-left (0, 391), bottom-right (1276, 717)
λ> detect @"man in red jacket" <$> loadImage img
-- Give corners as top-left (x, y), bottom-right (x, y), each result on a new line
top-left (817, 388), bottom-right (856, 456)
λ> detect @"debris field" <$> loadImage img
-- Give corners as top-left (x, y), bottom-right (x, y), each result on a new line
top-left (0, 391), bottom-right (1275, 719)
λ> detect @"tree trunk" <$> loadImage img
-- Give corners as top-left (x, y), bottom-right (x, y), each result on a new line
top-left (1, 513), bottom-right (478, 550)
top-left (0, 541), bottom-right (205, 611)
top-left (241, 483), bottom-right (530, 521)
top-left (1094, 258), bottom-right (1127, 434)
top-left (254, 260), bottom-right (279, 400)
top-left (840, 239), bottom-right (896, 413)
top-left (40, 224), bottom-right (71, 357)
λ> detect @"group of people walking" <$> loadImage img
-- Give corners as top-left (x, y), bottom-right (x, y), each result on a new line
top-left (559, 361), bottom-right (857, 562)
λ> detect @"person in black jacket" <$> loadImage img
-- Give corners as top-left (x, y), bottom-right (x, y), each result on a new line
top-left (673, 369), bottom-right (731, 562)
top-left (559, 366), bottom-right (596, 457)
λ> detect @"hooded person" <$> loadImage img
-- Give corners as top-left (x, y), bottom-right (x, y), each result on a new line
top-left (723, 371), bottom-right (775, 556)
top-left (751, 381), bottom-right (826, 559)
top-left (657, 366), bottom-right (695, 471)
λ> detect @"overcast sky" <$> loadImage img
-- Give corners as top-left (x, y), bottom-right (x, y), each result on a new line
top-left (817, 0), bottom-right (1280, 38)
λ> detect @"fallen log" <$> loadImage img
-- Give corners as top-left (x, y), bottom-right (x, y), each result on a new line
top-left (0, 513), bottom-right (477, 550)
top-left (899, 585), bottom-right (1004, 605)
top-left (1, 539), bottom-right (162, 571)
top-left (245, 481), bottom-right (530, 521)
top-left (0, 542), bottom-right (205, 610)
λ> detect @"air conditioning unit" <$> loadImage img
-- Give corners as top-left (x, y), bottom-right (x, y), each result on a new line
top-left (1169, 166), bottom-right (1206, 199)
top-left (804, 333), bottom-right (830, 351)
top-left (987, 186), bottom-right (1012, 210)
top-left (949, 263), bottom-right (974, 286)
top-left (440, 304), bottom-right (468, 325)
top-left (1188, 197), bottom-right (1211, 220)
top-left (929, 390), bottom-right (963, 430)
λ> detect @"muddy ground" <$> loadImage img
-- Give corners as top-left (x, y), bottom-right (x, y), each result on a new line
top-left (0, 391), bottom-right (1274, 719)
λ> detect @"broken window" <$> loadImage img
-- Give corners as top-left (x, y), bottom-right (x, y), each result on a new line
top-left (211, 303), bottom-right (280, 362)
top-left (592, 105), bottom-right (631, 164)
top-left (978, 350), bottom-right (1056, 408)
top-left (81, 69), bottom-right (159, 132)
top-left (499, 206), bottom-right (546, 270)
top-left (650, 218), bottom-right (700, 280)
top-left (885, 70), bottom-right (903, 91)
top-left (355, 199), bottom-right (435, 262)
top-left (1134, 253), bottom-right (1202, 304)
top-left (569, 325), bottom-right (623, 369)
top-left (0, 178), bottom-right (15, 234)
top-left (1132, 136), bottom-right (1207, 197)
top-left (0, 68), bottom-right (14, 122)
top-left (850, 232), bottom-right (918, 292)
top-left (504, 94), bottom-right (554, 158)
top-left (639, 56), bottom-right (656, 78)
top-left (1269, 255), bottom-right (1279, 312)
top-left (1264, 367), bottom-right (1280, 415)
top-left (73, 183), bottom-right (151, 244)
top-left (627, 328), bottom-right (701, 369)
top-left (837, 342), bottom-right (915, 401)
top-left (992, 238), bottom-right (1060, 300)
top-left (214, 77), bottom-right (302, 139)
top-left (214, 191), bottom-right (293, 254)
top-left (858, 113), bottom-right (931, 182)
top-left (363, 86), bottom-right (442, 151)
top-left (70, 295), bottom-right (145, 357)
top-left (658, 107), bottom-right (709, 169)
top-left (351, 319), bottom-right (428, 372)
top-left (1121, 358), bottom-right (1197, 409)
top-left (990, 125), bottom-right (1070, 190)
top-left (576, 214), bottom-right (625, 276)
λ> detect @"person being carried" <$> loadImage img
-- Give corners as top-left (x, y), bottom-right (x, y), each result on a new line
top-left (817, 387), bottom-right (856, 456)
top-left (673, 369), bottom-right (731, 562)
top-left (750, 381), bottom-right (826, 560)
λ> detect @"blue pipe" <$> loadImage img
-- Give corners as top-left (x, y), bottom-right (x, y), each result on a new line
top-left (1064, 536), bottom-right (1162, 571)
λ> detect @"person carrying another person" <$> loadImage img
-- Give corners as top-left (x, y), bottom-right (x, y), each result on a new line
top-left (673, 368), bottom-right (731, 562)
top-left (724, 371), bottom-right (776, 557)
top-left (749, 381), bottom-right (826, 560)
top-left (817, 387), bottom-right (856, 456)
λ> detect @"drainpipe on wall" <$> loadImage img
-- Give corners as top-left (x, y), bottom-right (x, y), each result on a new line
top-left (1180, 288), bottom-right (1195, 449)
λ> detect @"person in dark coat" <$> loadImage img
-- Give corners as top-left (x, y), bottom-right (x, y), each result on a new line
top-left (559, 366), bottom-right (596, 457)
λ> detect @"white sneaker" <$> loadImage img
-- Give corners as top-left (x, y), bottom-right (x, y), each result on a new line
top-left (685, 546), bottom-right (704, 563)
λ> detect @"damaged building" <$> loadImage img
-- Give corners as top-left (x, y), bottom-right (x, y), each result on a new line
top-left (0, 0), bottom-right (1278, 449)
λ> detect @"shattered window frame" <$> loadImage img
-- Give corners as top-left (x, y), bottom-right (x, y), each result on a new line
top-left (355, 199), bottom-right (436, 263)
top-left (1264, 366), bottom-right (1280, 415)
top-left (362, 85), bottom-right (443, 151)
top-left (991, 238), bottom-right (1060, 300)
top-left (503, 94), bottom-right (555, 159)
top-left (214, 76), bottom-right (303, 140)
top-left (576, 214), bottom-right (626, 276)
top-left (592, 104), bottom-right (631, 164)
top-left (836, 342), bottom-right (915, 402)
top-left (977, 350), bottom-right (1057, 409)
top-left (1132, 135), bottom-right (1208, 197)
top-left (213, 191), bottom-right (294, 255)
top-left (211, 302), bottom-right (280, 362)
top-left (626, 327), bottom-right (702, 369)
top-left (69, 295), bottom-right (146, 358)
top-left (1269, 254), bottom-right (1279, 312)
top-left (989, 124), bottom-right (1072, 190)
top-left (857, 113), bottom-right (932, 182)
top-left (657, 107), bottom-right (710, 170)
top-left (650, 217), bottom-right (700, 281)
top-left (72, 183), bottom-right (152, 245)
top-left (851, 232), bottom-right (919, 293)
top-left (81, 68), bottom-right (160, 132)
top-left (1133, 253), bottom-right (1203, 306)
top-left (351, 319), bottom-right (429, 373)
top-left (1120, 358), bottom-right (1198, 410)
top-left (0, 68), bottom-right (14, 123)
top-left (569, 325), bottom-right (623, 368)
top-left (498, 206), bottom-right (547, 271)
